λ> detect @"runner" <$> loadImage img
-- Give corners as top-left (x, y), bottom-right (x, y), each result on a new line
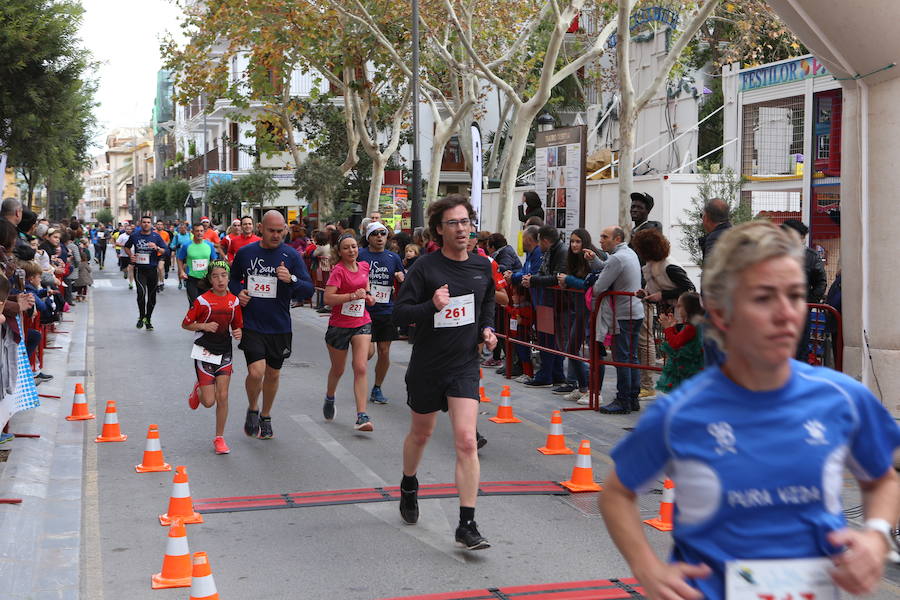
top-left (600, 221), bottom-right (900, 599)
top-left (200, 216), bottom-right (223, 255)
top-left (224, 215), bottom-right (260, 263)
top-left (115, 223), bottom-right (134, 289)
top-left (123, 215), bottom-right (169, 330)
top-left (170, 222), bottom-right (192, 290)
top-left (155, 219), bottom-right (172, 291)
top-left (229, 210), bottom-right (313, 439)
top-left (220, 219), bottom-right (241, 259)
top-left (93, 223), bottom-right (108, 270)
top-left (393, 194), bottom-right (497, 550)
top-left (177, 223), bottom-right (218, 307)
top-left (357, 221), bottom-right (404, 405)
top-left (182, 260), bottom-right (243, 454)
top-left (322, 233), bottom-right (375, 431)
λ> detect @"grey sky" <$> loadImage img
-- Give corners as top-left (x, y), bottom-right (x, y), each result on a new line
top-left (79, 0), bottom-right (184, 150)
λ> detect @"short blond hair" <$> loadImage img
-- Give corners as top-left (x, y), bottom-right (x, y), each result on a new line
top-left (701, 220), bottom-right (804, 348)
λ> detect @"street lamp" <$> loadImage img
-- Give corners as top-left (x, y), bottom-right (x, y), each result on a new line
top-left (410, 0), bottom-right (423, 229)
top-left (537, 112), bottom-right (556, 132)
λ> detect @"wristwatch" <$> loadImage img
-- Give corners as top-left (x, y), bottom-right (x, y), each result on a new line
top-left (290, 275), bottom-right (297, 283)
top-left (863, 518), bottom-right (895, 551)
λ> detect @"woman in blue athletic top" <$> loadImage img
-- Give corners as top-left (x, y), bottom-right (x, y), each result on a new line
top-left (601, 221), bottom-right (900, 600)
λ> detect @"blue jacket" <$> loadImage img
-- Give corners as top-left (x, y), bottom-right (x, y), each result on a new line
top-left (510, 246), bottom-right (542, 286)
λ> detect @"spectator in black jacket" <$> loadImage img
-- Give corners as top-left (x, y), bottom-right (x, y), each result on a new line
top-left (517, 191), bottom-right (544, 225)
top-left (521, 225), bottom-right (566, 388)
top-left (780, 219), bottom-right (828, 363)
top-left (487, 233), bottom-right (522, 274)
top-left (698, 197), bottom-right (732, 268)
top-left (629, 192), bottom-right (662, 248)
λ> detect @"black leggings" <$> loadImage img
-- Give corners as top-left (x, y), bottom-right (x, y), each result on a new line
top-left (135, 267), bottom-right (159, 320)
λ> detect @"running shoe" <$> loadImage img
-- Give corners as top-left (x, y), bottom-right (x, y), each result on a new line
top-left (213, 436), bottom-right (230, 454)
top-left (399, 486), bottom-right (419, 524)
top-left (552, 383), bottom-right (577, 395)
top-left (0, 432), bottom-right (14, 444)
top-left (576, 395), bottom-right (591, 406)
top-left (144, 319), bottom-right (154, 331)
top-left (258, 416), bottom-right (273, 439)
top-left (514, 374), bottom-right (531, 384)
top-left (35, 372), bottom-right (53, 381)
top-left (323, 398), bottom-right (335, 421)
top-left (188, 382), bottom-right (200, 410)
top-left (136, 318), bottom-right (144, 329)
top-left (370, 387), bottom-right (389, 405)
top-left (599, 400), bottom-right (630, 415)
top-left (243, 409), bottom-right (260, 437)
top-left (354, 413), bottom-right (373, 432)
top-left (455, 520), bottom-right (490, 550)
top-left (128, 283), bottom-right (133, 290)
top-left (522, 377), bottom-right (551, 388)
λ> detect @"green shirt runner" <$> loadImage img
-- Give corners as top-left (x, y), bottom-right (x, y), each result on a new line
top-left (178, 240), bottom-right (217, 279)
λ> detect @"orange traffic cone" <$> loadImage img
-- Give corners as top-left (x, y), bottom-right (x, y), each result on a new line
top-left (479, 386), bottom-right (491, 403)
top-left (644, 478), bottom-right (675, 531)
top-left (135, 424), bottom-right (172, 473)
top-left (561, 439), bottom-right (602, 492)
top-left (94, 401), bottom-right (127, 442)
top-left (159, 466), bottom-right (204, 526)
top-left (189, 552), bottom-right (220, 600)
top-left (537, 411), bottom-right (574, 455)
top-left (151, 519), bottom-right (192, 589)
top-left (65, 383), bottom-right (94, 421)
top-left (489, 385), bottom-right (520, 423)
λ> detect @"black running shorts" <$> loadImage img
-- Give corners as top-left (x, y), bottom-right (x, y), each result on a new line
top-left (238, 327), bottom-right (292, 370)
top-left (324, 323), bottom-right (372, 351)
top-left (406, 372), bottom-right (480, 414)
top-left (369, 313), bottom-right (398, 343)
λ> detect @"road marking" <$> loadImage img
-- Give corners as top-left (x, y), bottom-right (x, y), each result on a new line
top-left (82, 296), bottom-right (104, 599)
top-left (290, 414), bottom-right (464, 563)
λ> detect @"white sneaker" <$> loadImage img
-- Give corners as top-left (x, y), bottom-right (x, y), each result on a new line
top-left (564, 389), bottom-right (583, 402)
top-left (514, 374), bottom-right (531, 384)
top-left (576, 395), bottom-right (591, 405)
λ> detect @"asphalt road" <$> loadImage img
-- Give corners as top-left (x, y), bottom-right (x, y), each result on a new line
top-left (81, 256), bottom-right (900, 600)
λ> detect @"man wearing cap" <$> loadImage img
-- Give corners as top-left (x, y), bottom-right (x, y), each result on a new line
top-left (629, 192), bottom-right (662, 401)
top-left (357, 221), bottom-right (405, 404)
top-left (200, 217), bottom-right (223, 256)
top-left (224, 215), bottom-right (260, 263)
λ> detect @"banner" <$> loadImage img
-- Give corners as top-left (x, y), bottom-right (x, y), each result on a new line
top-left (534, 125), bottom-right (587, 239)
top-left (470, 123), bottom-right (483, 226)
top-left (0, 316), bottom-right (39, 428)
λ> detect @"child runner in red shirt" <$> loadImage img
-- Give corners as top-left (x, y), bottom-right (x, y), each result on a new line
top-left (323, 233), bottom-right (375, 431)
top-left (182, 260), bottom-right (243, 454)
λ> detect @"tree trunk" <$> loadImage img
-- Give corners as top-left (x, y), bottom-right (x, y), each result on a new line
top-left (367, 156), bottom-right (386, 217)
top-left (617, 118), bottom-right (636, 229)
top-left (427, 119), bottom-right (454, 205)
top-left (616, 0), bottom-right (637, 232)
top-left (495, 114), bottom-right (532, 239)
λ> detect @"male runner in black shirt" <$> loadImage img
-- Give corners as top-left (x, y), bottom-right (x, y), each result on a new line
top-left (393, 194), bottom-right (497, 550)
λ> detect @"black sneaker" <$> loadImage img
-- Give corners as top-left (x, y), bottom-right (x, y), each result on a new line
top-left (258, 416), bottom-right (273, 439)
top-left (599, 400), bottom-right (631, 415)
top-left (35, 372), bottom-right (54, 381)
top-left (136, 318), bottom-right (144, 329)
top-left (523, 378), bottom-right (551, 388)
top-left (476, 431), bottom-right (487, 449)
top-left (244, 409), bottom-right (260, 437)
top-left (495, 365), bottom-right (505, 375)
top-left (323, 398), bottom-right (335, 421)
top-left (551, 383), bottom-right (577, 395)
top-left (630, 399), bottom-right (641, 413)
top-left (455, 520), bottom-right (490, 550)
top-left (144, 319), bottom-right (154, 331)
top-left (399, 487), bottom-right (418, 524)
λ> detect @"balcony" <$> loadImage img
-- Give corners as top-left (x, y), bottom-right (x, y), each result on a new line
top-left (186, 148), bottom-right (220, 178)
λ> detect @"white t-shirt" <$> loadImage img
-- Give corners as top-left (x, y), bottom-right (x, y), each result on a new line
top-left (117, 234), bottom-right (130, 257)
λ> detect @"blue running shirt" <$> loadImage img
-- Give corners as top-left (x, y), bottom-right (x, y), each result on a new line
top-left (357, 249), bottom-right (404, 316)
top-left (612, 360), bottom-right (900, 599)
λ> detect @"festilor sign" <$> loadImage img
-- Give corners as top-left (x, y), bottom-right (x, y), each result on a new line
top-left (740, 56), bottom-right (830, 92)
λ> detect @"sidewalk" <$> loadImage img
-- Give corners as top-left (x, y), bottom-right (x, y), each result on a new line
top-left (0, 306), bottom-right (89, 600)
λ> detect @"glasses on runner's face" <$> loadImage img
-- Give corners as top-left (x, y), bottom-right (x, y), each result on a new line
top-left (441, 218), bottom-right (471, 228)
top-left (371, 231), bottom-right (387, 236)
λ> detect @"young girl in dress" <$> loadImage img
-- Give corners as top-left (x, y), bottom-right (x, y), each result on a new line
top-left (323, 234), bottom-right (375, 431)
top-left (182, 260), bottom-right (243, 454)
top-left (655, 291), bottom-right (704, 393)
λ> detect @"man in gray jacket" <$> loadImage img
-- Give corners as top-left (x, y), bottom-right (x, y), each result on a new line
top-left (591, 226), bottom-right (644, 414)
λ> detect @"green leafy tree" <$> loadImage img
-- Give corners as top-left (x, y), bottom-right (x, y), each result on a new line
top-left (206, 179), bottom-right (243, 218)
top-left (95, 208), bottom-right (114, 225)
top-left (677, 166), bottom-right (752, 265)
top-left (165, 179), bottom-right (192, 216)
top-left (237, 168), bottom-right (279, 208)
top-left (294, 155), bottom-right (348, 224)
